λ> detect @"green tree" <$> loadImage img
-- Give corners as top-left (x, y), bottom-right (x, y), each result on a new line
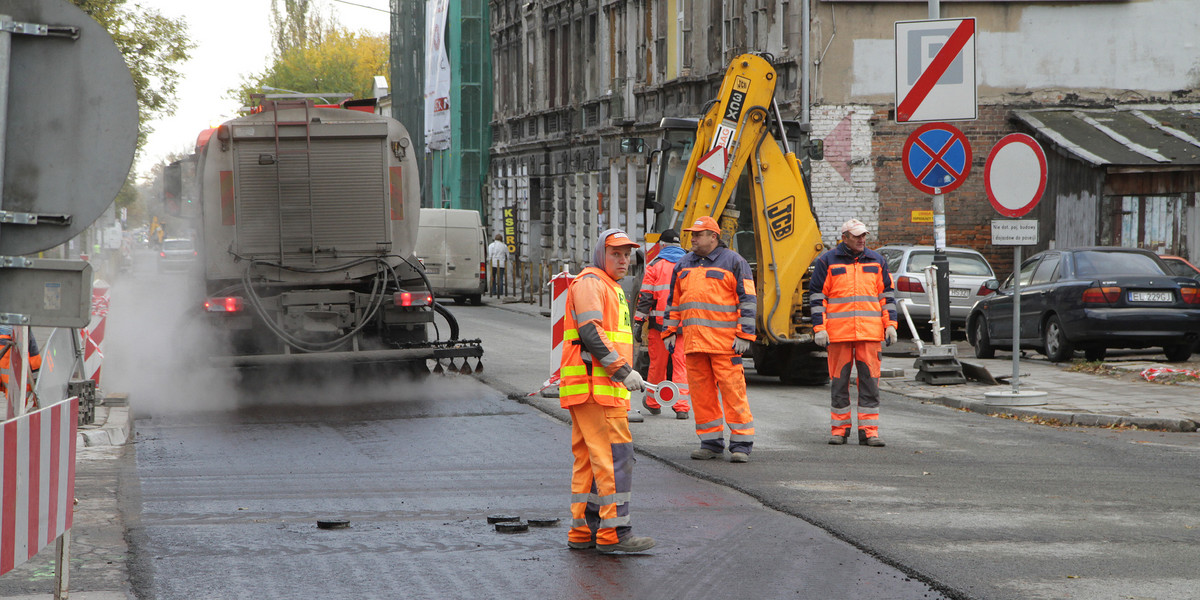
top-left (229, 14), bottom-right (389, 107)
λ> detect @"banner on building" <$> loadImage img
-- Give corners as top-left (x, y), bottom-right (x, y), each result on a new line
top-left (424, 0), bottom-right (452, 151)
top-left (503, 207), bottom-right (518, 254)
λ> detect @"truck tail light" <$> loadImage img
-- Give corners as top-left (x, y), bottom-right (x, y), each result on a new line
top-left (1081, 286), bottom-right (1120, 304)
top-left (205, 296), bottom-right (245, 312)
top-left (394, 290), bottom-right (433, 307)
top-left (159, 251), bottom-right (166, 258)
top-left (896, 276), bottom-right (924, 293)
top-left (1181, 287), bottom-right (1200, 305)
top-left (479, 261), bottom-right (486, 280)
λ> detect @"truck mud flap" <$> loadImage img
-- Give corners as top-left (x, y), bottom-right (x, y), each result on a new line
top-left (209, 339), bottom-right (483, 369)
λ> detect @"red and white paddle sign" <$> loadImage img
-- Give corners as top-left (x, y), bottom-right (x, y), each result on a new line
top-left (984, 134), bottom-right (1047, 217)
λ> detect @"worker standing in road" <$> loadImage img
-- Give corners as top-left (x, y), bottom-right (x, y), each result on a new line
top-left (809, 219), bottom-right (898, 447)
top-left (634, 228), bottom-right (691, 420)
top-left (560, 228), bottom-right (655, 554)
top-left (663, 216), bottom-right (757, 463)
top-left (487, 233), bottom-right (509, 297)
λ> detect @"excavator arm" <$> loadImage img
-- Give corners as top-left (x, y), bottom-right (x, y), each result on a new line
top-left (672, 54), bottom-right (824, 343)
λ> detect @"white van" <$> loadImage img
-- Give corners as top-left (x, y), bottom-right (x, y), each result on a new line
top-left (416, 208), bottom-right (487, 305)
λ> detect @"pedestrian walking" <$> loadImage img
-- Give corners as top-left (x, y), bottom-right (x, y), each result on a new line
top-left (487, 233), bottom-right (508, 297)
top-left (809, 219), bottom-right (898, 447)
top-left (663, 216), bottom-right (757, 463)
top-left (634, 228), bottom-right (691, 420)
top-left (560, 228), bottom-right (655, 554)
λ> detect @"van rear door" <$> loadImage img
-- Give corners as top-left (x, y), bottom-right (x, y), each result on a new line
top-left (416, 209), bottom-right (449, 290)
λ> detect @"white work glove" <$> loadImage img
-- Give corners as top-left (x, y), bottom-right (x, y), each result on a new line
top-left (885, 326), bottom-right (897, 347)
top-left (622, 369), bottom-right (645, 392)
top-left (814, 330), bottom-right (829, 348)
top-left (732, 338), bottom-right (751, 355)
top-left (662, 334), bottom-right (676, 351)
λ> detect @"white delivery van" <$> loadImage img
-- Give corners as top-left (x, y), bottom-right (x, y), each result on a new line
top-left (416, 208), bottom-right (487, 305)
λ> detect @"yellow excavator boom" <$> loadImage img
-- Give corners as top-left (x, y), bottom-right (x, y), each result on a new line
top-left (672, 54), bottom-right (824, 343)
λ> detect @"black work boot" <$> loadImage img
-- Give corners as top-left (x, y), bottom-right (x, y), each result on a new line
top-left (858, 430), bottom-right (885, 447)
top-left (829, 432), bottom-right (849, 445)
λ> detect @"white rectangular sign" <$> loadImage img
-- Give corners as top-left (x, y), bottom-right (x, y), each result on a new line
top-left (991, 219), bottom-right (1038, 245)
top-left (895, 18), bottom-right (977, 123)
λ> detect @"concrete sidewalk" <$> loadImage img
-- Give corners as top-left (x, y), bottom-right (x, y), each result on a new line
top-left (484, 296), bottom-right (1200, 432)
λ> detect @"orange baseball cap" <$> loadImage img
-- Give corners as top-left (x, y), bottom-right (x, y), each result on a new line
top-left (683, 216), bottom-right (721, 234)
top-left (603, 230), bottom-right (640, 248)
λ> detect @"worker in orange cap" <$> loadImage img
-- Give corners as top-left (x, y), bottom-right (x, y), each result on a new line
top-left (634, 228), bottom-right (691, 419)
top-left (560, 228), bottom-right (656, 554)
top-left (0, 325), bottom-right (42, 403)
top-left (809, 218), bottom-right (898, 447)
top-left (663, 216), bottom-right (757, 463)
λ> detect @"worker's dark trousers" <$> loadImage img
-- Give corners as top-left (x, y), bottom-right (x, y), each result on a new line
top-left (827, 340), bottom-right (882, 438)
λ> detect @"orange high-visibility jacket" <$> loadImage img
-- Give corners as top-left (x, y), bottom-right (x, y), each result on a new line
top-left (560, 267), bottom-right (635, 408)
top-left (809, 243), bottom-right (898, 342)
top-left (663, 246), bottom-right (756, 354)
top-left (0, 327), bottom-right (41, 392)
top-left (634, 245), bottom-right (687, 330)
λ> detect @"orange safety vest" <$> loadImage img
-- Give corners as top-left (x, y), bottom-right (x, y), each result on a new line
top-left (559, 267), bottom-right (634, 408)
top-left (810, 245), bottom-right (898, 342)
top-left (0, 331), bottom-right (41, 392)
top-left (664, 246), bottom-right (756, 354)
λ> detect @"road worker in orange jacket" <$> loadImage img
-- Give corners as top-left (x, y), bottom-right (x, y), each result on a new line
top-left (0, 325), bottom-right (42, 401)
top-left (560, 228), bottom-right (656, 554)
top-left (663, 216), bottom-right (757, 463)
top-left (634, 228), bottom-right (691, 419)
top-left (809, 219), bottom-right (898, 447)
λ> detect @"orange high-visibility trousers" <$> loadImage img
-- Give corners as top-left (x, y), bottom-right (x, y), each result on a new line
top-left (686, 352), bottom-right (754, 454)
top-left (568, 401), bottom-right (636, 546)
top-left (827, 340), bottom-right (882, 437)
top-left (644, 329), bottom-right (691, 412)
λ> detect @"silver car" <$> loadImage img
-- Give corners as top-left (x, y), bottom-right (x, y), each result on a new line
top-left (876, 245), bottom-right (996, 332)
top-left (157, 238), bottom-right (198, 273)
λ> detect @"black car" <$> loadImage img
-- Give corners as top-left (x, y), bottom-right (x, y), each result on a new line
top-left (967, 247), bottom-right (1200, 362)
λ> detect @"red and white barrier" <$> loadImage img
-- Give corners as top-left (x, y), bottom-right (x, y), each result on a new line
top-left (529, 270), bottom-right (575, 396)
top-left (82, 280), bottom-right (109, 388)
top-left (1, 398), bottom-right (78, 576)
top-left (549, 270), bottom-right (575, 377)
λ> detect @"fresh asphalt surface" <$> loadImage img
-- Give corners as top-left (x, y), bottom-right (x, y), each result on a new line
top-left (469, 300), bottom-right (1200, 600)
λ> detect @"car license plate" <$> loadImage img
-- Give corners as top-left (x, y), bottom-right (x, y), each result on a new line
top-left (949, 288), bottom-right (970, 298)
top-left (1129, 291), bottom-right (1171, 302)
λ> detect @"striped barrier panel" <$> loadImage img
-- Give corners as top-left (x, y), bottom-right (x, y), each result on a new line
top-left (549, 270), bottom-right (575, 379)
top-left (0, 397), bottom-right (78, 576)
top-left (82, 280), bottom-right (109, 387)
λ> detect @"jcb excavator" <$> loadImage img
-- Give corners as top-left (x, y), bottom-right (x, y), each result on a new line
top-left (643, 53), bottom-right (827, 385)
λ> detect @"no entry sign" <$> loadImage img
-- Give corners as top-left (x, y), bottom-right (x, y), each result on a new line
top-left (902, 122), bottom-right (972, 195)
top-left (985, 134), bottom-right (1047, 217)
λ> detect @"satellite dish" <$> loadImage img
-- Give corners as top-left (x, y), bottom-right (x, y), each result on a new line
top-left (0, 0), bottom-right (138, 256)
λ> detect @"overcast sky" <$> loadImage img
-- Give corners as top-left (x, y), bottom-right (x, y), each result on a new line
top-left (133, 0), bottom-right (391, 179)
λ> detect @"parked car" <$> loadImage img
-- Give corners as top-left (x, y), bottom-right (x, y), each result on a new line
top-left (157, 238), bottom-right (198, 273)
top-left (876, 245), bottom-right (996, 334)
top-left (966, 247), bottom-right (1200, 362)
top-left (1160, 255), bottom-right (1200, 280)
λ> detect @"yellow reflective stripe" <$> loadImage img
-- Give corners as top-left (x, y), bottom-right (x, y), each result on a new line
top-left (607, 331), bottom-right (632, 344)
top-left (563, 329), bottom-right (579, 340)
top-left (593, 385), bottom-right (631, 399)
top-left (561, 365), bottom-right (589, 376)
top-left (559, 383), bottom-right (591, 396)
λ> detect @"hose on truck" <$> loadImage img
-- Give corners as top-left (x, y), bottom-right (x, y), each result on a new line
top-left (224, 253), bottom-right (464, 354)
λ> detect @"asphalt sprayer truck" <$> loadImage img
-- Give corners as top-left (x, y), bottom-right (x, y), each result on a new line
top-left (170, 96), bottom-right (482, 377)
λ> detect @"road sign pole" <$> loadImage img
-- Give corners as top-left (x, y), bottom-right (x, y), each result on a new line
top-left (0, 13), bottom-right (12, 249)
top-left (1010, 245), bottom-right (1022, 394)
top-left (932, 192), bottom-right (951, 344)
